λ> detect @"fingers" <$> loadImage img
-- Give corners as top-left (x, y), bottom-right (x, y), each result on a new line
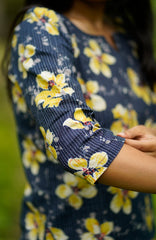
top-left (125, 138), bottom-right (156, 152)
top-left (117, 125), bottom-right (146, 139)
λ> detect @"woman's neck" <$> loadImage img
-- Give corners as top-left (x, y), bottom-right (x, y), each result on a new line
top-left (65, 0), bottom-right (106, 30)
top-left (63, 0), bottom-right (118, 50)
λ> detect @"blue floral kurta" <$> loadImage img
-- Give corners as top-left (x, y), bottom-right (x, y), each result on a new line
top-left (9, 6), bottom-right (156, 240)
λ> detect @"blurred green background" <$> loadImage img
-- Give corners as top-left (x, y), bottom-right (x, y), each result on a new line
top-left (1, 0), bottom-right (156, 239)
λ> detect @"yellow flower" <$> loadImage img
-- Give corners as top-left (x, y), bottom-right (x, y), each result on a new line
top-left (55, 172), bottom-right (97, 209)
top-left (40, 127), bottom-right (58, 163)
top-left (144, 195), bottom-right (153, 232)
top-left (12, 34), bottom-right (17, 48)
top-left (84, 40), bottom-right (116, 77)
top-left (71, 34), bottom-right (80, 58)
top-left (127, 68), bottom-right (152, 105)
top-left (9, 74), bottom-right (27, 113)
top-left (63, 108), bottom-right (100, 132)
top-left (18, 44), bottom-right (35, 79)
top-left (46, 227), bottom-right (69, 240)
top-left (81, 218), bottom-right (114, 240)
top-left (144, 119), bottom-right (156, 129)
top-left (78, 78), bottom-right (107, 112)
top-left (110, 104), bottom-right (138, 135)
top-left (107, 187), bottom-right (138, 214)
top-left (35, 71), bottom-right (74, 108)
top-left (68, 152), bottom-right (108, 185)
top-left (24, 182), bottom-right (32, 196)
top-left (24, 7), bottom-right (59, 35)
top-left (25, 202), bottom-right (46, 240)
top-left (22, 138), bottom-right (46, 175)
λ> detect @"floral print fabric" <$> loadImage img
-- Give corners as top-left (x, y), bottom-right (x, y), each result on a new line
top-left (9, 7), bottom-right (156, 240)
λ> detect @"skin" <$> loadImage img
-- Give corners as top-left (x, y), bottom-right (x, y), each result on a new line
top-left (118, 126), bottom-right (156, 157)
top-left (64, 0), bottom-right (119, 50)
top-left (65, 0), bottom-right (156, 193)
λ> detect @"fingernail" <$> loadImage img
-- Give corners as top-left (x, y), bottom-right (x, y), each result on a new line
top-left (117, 132), bottom-right (126, 137)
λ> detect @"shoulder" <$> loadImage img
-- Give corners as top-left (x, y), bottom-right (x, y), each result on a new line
top-left (15, 6), bottom-right (72, 44)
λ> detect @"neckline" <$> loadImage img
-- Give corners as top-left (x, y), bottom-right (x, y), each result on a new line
top-left (59, 12), bottom-right (123, 53)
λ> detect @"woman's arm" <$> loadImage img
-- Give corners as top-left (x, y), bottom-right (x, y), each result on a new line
top-left (98, 143), bottom-right (156, 193)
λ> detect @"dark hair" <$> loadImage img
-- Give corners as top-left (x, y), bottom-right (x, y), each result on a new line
top-left (2, 0), bottom-right (156, 98)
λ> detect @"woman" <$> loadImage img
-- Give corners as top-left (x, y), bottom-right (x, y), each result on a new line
top-left (3, 0), bottom-right (156, 239)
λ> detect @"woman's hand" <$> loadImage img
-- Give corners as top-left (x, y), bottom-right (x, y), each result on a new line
top-left (117, 125), bottom-right (156, 157)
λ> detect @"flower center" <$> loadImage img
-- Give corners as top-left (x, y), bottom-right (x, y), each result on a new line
top-left (122, 189), bottom-right (128, 198)
top-left (34, 220), bottom-right (39, 229)
top-left (84, 92), bottom-right (91, 100)
top-left (31, 150), bottom-right (36, 158)
top-left (71, 186), bottom-right (80, 194)
top-left (40, 16), bottom-right (46, 23)
top-left (83, 167), bottom-right (95, 176)
top-left (84, 121), bottom-right (92, 126)
top-left (97, 55), bottom-right (102, 63)
top-left (48, 80), bottom-right (56, 89)
top-left (95, 233), bottom-right (105, 240)
top-left (21, 56), bottom-right (26, 63)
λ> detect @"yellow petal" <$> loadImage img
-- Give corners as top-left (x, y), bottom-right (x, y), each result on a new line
top-left (28, 229), bottom-right (38, 240)
top-left (89, 40), bottom-right (101, 55)
top-left (123, 197), bottom-right (132, 214)
top-left (46, 148), bottom-right (58, 163)
top-left (36, 76), bottom-right (49, 90)
top-left (74, 108), bottom-right (92, 122)
top-left (79, 185), bottom-right (97, 199)
top-left (18, 44), bottom-right (25, 56)
top-left (81, 232), bottom-right (95, 240)
top-left (34, 7), bottom-right (46, 19)
top-left (110, 121), bottom-right (123, 135)
top-left (101, 54), bottom-right (116, 65)
top-left (50, 227), bottom-right (68, 240)
top-left (63, 172), bottom-right (78, 186)
top-left (46, 129), bottom-right (53, 145)
top-left (90, 57), bottom-right (100, 75)
top-left (90, 95), bottom-right (107, 111)
top-left (68, 194), bottom-right (83, 209)
top-left (63, 87), bottom-right (75, 95)
top-left (23, 58), bottom-right (34, 70)
top-left (35, 150), bottom-right (46, 163)
top-left (89, 152), bottom-right (108, 168)
top-left (43, 97), bottom-right (62, 108)
top-left (40, 126), bottom-right (46, 139)
top-left (63, 118), bottom-right (84, 129)
top-left (55, 184), bottom-right (72, 199)
top-left (25, 44), bottom-right (36, 58)
top-left (101, 221), bottom-right (114, 235)
top-left (84, 47), bottom-right (94, 58)
top-left (101, 63), bottom-right (112, 78)
top-left (25, 212), bottom-right (35, 229)
top-left (12, 34), bottom-right (17, 48)
top-left (31, 161), bottom-right (40, 175)
top-left (107, 186), bottom-right (120, 194)
top-left (128, 191), bottom-right (138, 199)
top-left (86, 81), bottom-right (99, 94)
top-left (46, 232), bottom-right (54, 240)
top-left (110, 194), bottom-right (123, 213)
top-left (68, 157), bottom-right (88, 171)
top-left (46, 23), bottom-right (59, 35)
top-left (86, 99), bottom-right (94, 110)
top-left (85, 218), bottom-right (100, 234)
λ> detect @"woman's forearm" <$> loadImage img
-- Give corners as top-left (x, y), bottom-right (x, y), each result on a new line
top-left (98, 143), bottom-right (156, 193)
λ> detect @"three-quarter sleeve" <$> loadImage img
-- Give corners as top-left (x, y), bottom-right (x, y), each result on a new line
top-left (9, 7), bottom-right (125, 184)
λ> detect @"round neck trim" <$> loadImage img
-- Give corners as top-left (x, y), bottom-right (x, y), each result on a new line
top-left (58, 12), bottom-right (125, 53)
top-left (60, 12), bottom-right (119, 39)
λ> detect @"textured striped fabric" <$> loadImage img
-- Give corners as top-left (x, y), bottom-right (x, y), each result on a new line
top-left (8, 6), bottom-right (156, 240)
